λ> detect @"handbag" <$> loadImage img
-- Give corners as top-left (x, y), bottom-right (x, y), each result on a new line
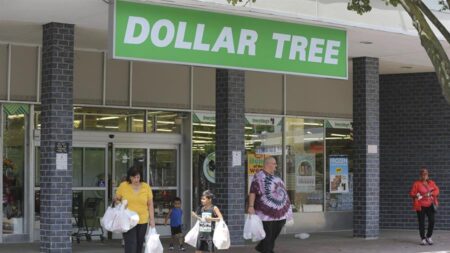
top-left (422, 182), bottom-right (438, 212)
top-left (432, 202), bottom-right (438, 212)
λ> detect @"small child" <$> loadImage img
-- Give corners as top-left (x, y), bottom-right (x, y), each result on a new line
top-left (165, 197), bottom-right (185, 251)
top-left (191, 190), bottom-right (223, 253)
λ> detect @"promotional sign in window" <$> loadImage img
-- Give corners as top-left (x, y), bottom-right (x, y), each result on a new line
top-left (110, 0), bottom-right (347, 79)
top-left (329, 156), bottom-right (349, 193)
top-left (295, 154), bottom-right (316, 193)
top-left (247, 153), bottom-right (266, 192)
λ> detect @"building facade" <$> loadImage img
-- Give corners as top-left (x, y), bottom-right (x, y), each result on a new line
top-left (0, 0), bottom-right (449, 249)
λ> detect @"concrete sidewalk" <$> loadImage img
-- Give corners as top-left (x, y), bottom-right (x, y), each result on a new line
top-left (1, 230), bottom-right (450, 253)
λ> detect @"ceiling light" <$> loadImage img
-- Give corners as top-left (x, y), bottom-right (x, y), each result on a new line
top-left (98, 116), bottom-right (119, 121)
top-left (193, 140), bottom-right (214, 144)
top-left (157, 114), bottom-right (178, 118)
top-left (331, 133), bottom-right (347, 137)
top-left (194, 136), bottom-right (213, 140)
top-left (157, 129), bottom-right (172, 132)
top-left (194, 131), bottom-right (215, 135)
top-left (157, 120), bottom-right (175, 124)
top-left (193, 123), bottom-right (216, 127)
top-left (7, 115), bottom-right (24, 119)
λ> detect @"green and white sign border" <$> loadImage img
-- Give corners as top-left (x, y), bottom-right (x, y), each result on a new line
top-left (109, 0), bottom-right (348, 80)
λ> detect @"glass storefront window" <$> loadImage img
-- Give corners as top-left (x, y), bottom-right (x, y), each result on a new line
top-left (35, 107), bottom-right (185, 134)
top-left (325, 120), bottom-right (353, 211)
top-left (192, 112), bottom-right (216, 209)
top-left (147, 111), bottom-right (182, 134)
top-left (245, 116), bottom-right (283, 191)
top-left (35, 107), bottom-right (146, 133)
top-left (84, 113), bottom-right (129, 132)
top-left (3, 106), bottom-right (27, 235)
top-left (286, 118), bottom-right (324, 213)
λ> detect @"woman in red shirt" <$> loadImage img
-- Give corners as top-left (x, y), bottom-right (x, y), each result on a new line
top-left (410, 168), bottom-right (439, 246)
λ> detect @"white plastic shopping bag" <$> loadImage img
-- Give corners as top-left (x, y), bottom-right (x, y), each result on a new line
top-left (213, 220), bottom-right (230, 250)
top-left (185, 221), bottom-right (200, 247)
top-left (101, 200), bottom-right (139, 233)
top-left (144, 227), bottom-right (163, 253)
top-left (243, 214), bottom-right (265, 242)
top-left (285, 218), bottom-right (294, 227)
top-left (124, 209), bottom-right (140, 228)
top-left (100, 205), bottom-right (119, 231)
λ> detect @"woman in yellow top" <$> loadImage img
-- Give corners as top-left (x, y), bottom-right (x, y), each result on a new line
top-left (114, 167), bottom-right (155, 253)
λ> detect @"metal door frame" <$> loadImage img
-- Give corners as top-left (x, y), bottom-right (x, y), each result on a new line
top-left (33, 130), bottom-right (182, 239)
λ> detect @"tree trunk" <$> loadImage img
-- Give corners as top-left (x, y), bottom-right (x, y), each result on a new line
top-left (400, 0), bottom-right (450, 104)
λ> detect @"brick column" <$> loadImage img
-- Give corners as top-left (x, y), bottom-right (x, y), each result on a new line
top-left (215, 69), bottom-right (246, 246)
top-left (352, 57), bottom-right (380, 239)
top-left (40, 22), bottom-right (74, 252)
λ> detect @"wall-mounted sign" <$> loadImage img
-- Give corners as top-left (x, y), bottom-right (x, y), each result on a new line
top-left (110, 0), bottom-right (347, 79)
top-left (245, 116), bottom-right (282, 126)
top-left (55, 142), bottom-right (69, 171)
top-left (193, 112), bottom-right (216, 123)
top-left (326, 120), bottom-right (352, 129)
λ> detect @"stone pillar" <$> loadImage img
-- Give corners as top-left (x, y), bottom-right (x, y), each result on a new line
top-left (40, 22), bottom-right (74, 252)
top-left (215, 69), bottom-right (246, 245)
top-left (352, 57), bottom-right (380, 239)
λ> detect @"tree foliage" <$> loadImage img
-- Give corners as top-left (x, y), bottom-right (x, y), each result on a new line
top-left (228, 0), bottom-right (450, 104)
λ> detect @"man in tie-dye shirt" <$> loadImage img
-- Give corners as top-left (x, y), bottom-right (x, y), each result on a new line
top-left (248, 157), bottom-right (293, 253)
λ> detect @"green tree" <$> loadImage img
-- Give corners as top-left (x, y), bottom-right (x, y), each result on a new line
top-left (229, 0), bottom-right (450, 104)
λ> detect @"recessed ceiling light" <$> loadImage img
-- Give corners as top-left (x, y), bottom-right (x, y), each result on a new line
top-left (359, 41), bottom-right (373, 44)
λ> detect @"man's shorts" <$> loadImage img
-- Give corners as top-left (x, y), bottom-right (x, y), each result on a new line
top-left (171, 225), bottom-right (182, 235)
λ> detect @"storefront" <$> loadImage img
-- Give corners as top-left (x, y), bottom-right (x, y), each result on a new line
top-left (0, 0), bottom-right (385, 246)
top-left (0, 36), bottom-right (352, 241)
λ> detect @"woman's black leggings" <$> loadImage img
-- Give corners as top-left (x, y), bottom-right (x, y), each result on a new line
top-left (416, 206), bottom-right (435, 239)
top-left (123, 223), bottom-right (148, 253)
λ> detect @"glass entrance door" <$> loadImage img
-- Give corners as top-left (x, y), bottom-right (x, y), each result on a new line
top-left (111, 146), bottom-right (178, 236)
top-left (150, 149), bottom-right (178, 232)
top-left (112, 148), bottom-right (147, 192)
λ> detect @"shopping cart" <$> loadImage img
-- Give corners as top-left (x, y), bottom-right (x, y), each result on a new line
top-left (72, 192), bottom-right (84, 243)
top-left (72, 194), bottom-right (105, 243)
top-left (82, 197), bottom-right (105, 242)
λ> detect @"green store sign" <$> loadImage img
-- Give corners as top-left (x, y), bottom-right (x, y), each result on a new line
top-left (110, 0), bottom-right (348, 79)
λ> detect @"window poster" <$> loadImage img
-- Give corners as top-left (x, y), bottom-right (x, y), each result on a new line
top-left (329, 156), bottom-right (349, 193)
top-left (295, 154), bottom-right (316, 193)
top-left (247, 153), bottom-right (266, 192)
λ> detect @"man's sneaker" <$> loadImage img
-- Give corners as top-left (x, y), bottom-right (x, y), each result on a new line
top-left (426, 237), bottom-right (434, 245)
top-left (179, 245), bottom-right (186, 251)
top-left (169, 245), bottom-right (174, 251)
top-left (420, 239), bottom-right (427, 245)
